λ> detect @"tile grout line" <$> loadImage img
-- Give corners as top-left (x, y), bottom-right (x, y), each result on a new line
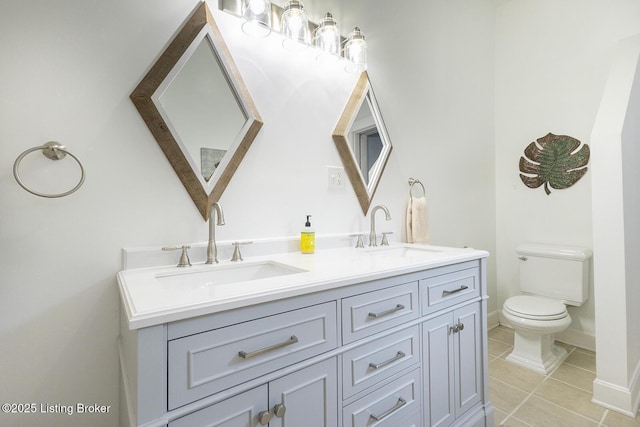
top-left (489, 328), bottom-right (609, 426)
top-left (547, 373), bottom-right (594, 394)
top-left (598, 409), bottom-right (609, 427)
top-left (499, 375), bottom-right (545, 426)
top-left (498, 346), bottom-right (607, 426)
top-left (497, 346), bottom-right (564, 426)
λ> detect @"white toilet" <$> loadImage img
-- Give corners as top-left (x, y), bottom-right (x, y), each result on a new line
top-left (502, 243), bottom-right (592, 375)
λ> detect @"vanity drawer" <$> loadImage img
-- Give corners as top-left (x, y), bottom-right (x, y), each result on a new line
top-left (342, 282), bottom-right (419, 344)
top-left (342, 325), bottom-right (420, 399)
top-left (420, 267), bottom-right (479, 315)
top-left (168, 301), bottom-right (337, 409)
top-left (343, 368), bottom-right (422, 427)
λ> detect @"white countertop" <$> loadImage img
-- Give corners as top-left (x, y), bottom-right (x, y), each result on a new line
top-left (118, 243), bottom-right (488, 329)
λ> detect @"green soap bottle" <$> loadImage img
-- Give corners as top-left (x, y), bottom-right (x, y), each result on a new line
top-left (300, 215), bottom-right (315, 254)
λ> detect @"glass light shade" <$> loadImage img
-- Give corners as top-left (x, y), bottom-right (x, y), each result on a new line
top-left (281, 0), bottom-right (310, 49)
top-left (241, 0), bottom-right (272, 37)
top-left (314, 13), bottom-right (340, 61)
top-left (344, 27), bottom-right (367, 73)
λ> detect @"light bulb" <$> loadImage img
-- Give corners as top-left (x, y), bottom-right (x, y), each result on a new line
top-left (314, 13), bottom-right (340, 61)
top-left (247, 0), bottom-right (265, 15)
top-left (241, 0), bottom-right (272, 37)
top-left (344, 27), bottom-right (367, 73)
top-left (282, 0), bottom-right (310, 48)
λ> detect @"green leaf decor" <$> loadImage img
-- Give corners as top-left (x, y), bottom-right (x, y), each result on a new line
top-left (519, 133), bottom-right (590, 195)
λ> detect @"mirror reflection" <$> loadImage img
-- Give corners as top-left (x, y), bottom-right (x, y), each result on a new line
top-left (156, 36), bottom-right (247, 186)
top-left (333, 72), bottom-right (392, 215)
top-left (349, 96), bottom-right (384, 186)
top-left (130, 2), bottom-right (263, 220)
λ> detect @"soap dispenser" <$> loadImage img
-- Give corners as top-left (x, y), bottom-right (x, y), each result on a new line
top-left (300, 215), bottom-right (315, 254)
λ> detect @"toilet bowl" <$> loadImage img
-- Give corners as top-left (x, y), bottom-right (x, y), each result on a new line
top-left (502, 243), bottom-right (591, 375)
top-left (502, 295), bottom-right (571, 374)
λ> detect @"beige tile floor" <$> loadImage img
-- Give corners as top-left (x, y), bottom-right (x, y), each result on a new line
top-left (488, 325), bottom-right (640, 427)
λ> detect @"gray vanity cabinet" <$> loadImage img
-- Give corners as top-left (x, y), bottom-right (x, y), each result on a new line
top-left (119, 257), bottom-right (493, 427)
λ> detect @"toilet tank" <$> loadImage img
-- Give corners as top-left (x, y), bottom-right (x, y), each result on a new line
top-left (516, 243), bottom-right (592, 306)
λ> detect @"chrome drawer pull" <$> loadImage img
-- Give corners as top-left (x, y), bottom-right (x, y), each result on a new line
top-left (238, 335), bottom-right (299, 360)
top-left (369, 351), bottom-right (406, 370)
top-left (442, 285), bottom-right (469, 297)
top-left (369, 397), bottom-right (407, 422)
top-left (368, 304), bottom-right (405, 319)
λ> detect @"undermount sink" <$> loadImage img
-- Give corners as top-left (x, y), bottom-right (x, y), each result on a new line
top-left (363, 245), bottom-right (445, 259)
top-left (156, 260), bottom-right (308, 288)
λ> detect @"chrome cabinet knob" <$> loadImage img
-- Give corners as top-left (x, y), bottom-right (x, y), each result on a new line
top-left (450, 323), bottom-right (465, 333)
top-left (273, 403), bottom-right (286, 418)
top-left (257, 410), bottom-right (272, 425)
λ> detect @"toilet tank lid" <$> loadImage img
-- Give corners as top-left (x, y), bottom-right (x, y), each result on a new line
top-left (516, 243), bottom-right (592, 261)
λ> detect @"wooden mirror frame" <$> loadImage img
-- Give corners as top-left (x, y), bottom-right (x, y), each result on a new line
top-left (333, 71), bottom-right (393, 215)
top-left (131, 2), bottom-right (263, 220)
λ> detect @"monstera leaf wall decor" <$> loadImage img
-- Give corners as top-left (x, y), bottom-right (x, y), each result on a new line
top-left (519, 133), bottom-right (590, 195)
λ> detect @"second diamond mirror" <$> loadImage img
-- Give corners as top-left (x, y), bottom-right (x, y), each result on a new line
top-left (333, 71), bottom-right (392, 215)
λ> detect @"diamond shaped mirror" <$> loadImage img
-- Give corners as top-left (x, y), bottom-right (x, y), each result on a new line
top-left (131, 2), bottom-right (263, 220)
top-left (333, 72), bottom-right (392, 215)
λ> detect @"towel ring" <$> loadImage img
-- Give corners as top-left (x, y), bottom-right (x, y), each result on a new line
top-left (13, 142), bottom-right (86, 198)
top-left (408, 178), bottom-right (426, 199)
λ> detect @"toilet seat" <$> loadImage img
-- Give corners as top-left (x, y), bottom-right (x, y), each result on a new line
top-left (504, 295), bottom-right (568, 321)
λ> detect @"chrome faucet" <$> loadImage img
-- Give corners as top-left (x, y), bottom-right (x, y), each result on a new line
top-left (369, 204), bottom-right (391, 246)
top-left (206, 202), bottom-right (225, 264)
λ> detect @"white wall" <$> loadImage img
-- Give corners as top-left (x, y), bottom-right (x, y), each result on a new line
top-left (343, 0), bottom-right (497, 308)
top-left (494, 0), bottom-right (640, 349)
top-left (622, 54), bottom-right (640, 414)
top-left (0, 0), bottom-right (495, 425)
top-left (591, 33), bottom-right (640, 415)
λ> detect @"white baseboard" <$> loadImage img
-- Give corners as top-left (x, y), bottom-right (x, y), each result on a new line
top-left (592, 359), bottom-right (640, 417)
top-left (487, 310), bottom-right (500, 330)
top-left (555, 328), bottom-right (596, 352)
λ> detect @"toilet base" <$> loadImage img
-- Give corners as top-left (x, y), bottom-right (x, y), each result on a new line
top-left (505, 331), bottom-right (568, 375)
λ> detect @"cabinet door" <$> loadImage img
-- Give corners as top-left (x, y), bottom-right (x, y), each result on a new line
top-left (268, 358), bottom-right (337, 427)
top-left (453, 303), bottom-right (482, 417)
top-left (169, 385), bottom-right (266, 427)
top-left (422, 312), bottom-right (455, 427)
top-left (423, 303), bottom-right (483, 427)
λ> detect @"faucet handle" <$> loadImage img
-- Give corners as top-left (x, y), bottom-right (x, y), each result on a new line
top-left (162, 245), bottom-right (192, 267)
top-left (381, 232), bottom-right (394, 246)
top-left (349, 234), bottom-right (365, 248)
top-left (231, 241), bottom-right (253, 262)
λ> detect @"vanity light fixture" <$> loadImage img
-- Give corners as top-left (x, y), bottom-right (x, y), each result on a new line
top-left (344, 27), bottom-right (367, 73)
top-left (281, 0), bottom-right (310, 50)
top-left (314, 13), bottom-right (341, 61)
top-left (241, 0), bottom-right (272, 37)
top-left (221, 0), bottom-right (368, 71)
